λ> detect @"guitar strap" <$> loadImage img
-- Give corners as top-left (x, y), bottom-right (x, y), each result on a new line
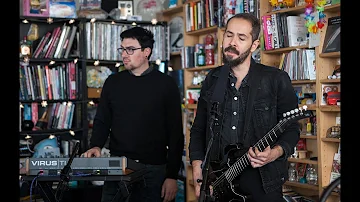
top-left (242, 61), bottom-right (264, 148)
top-left (207, 64), bottom-right (230, 162)
top-left (210, 64), bottom-right (230, 107)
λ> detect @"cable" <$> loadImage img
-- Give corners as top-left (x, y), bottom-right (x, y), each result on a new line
top-left (319, 177), bottom-right (340, 202)
top-left (30, 171), bottom-right (92, 202)
top-left (30, 171), bottom-right (42, 202)
top-left (26, 139), bottom-right (35, 153)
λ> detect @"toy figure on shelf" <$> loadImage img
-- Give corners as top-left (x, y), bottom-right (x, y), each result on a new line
top-left (326, 126), bottom-right (340, 138)
top-left (32, 137), bottom-right (61, 158)
top-left (327, 64), bottom-right (340, 79)
top-left (30, 0), bottom-right (41, 14)
top-left (269, 0), bottom-right (295, 10)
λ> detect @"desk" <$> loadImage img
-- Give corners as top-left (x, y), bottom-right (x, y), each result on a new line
top-left (21, 169), bottom-right (148, 202)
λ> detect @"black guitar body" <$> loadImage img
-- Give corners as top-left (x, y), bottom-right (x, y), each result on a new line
top-left (208, 145), bottom-right (249, 202)
top-left (202, 106), bottom-right (313, 202)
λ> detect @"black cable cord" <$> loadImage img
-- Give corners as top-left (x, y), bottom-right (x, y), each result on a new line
top-left (319, 177), bottom-right (340, 202)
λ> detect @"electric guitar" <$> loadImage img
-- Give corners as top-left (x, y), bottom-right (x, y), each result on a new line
top-left (207, 105), bottom-right (314, 202)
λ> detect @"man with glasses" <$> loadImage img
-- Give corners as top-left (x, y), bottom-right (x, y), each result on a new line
top-left (82, 26), bottom-right (184, 202)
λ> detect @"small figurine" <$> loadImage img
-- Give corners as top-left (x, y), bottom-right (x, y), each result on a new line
top-left (269, 0), bottom-right (295, 10)
top-left (30, 0), bottom-right (41, 14)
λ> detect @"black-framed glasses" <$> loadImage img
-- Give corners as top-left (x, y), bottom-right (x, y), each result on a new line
top-left (117, 47), bottom-right (142, 55)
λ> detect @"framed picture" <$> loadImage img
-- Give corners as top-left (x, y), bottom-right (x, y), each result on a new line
top-left (23, 0), bottom-right (50, 17)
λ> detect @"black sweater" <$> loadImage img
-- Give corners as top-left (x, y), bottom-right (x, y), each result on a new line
top-left (90, 69), bottom-right (184, 179)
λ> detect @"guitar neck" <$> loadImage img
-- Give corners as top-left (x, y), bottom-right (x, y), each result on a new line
top-left (223, 121), bottom-right (285, 182)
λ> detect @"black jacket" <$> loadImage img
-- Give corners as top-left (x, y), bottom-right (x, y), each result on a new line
top-left (189, 59), bottom-right (300, 193)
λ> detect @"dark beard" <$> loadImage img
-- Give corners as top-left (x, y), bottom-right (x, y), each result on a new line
top-left (222, 46), bottom-right (252, 68)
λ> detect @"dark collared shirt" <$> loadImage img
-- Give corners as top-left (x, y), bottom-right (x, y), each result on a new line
top-left (219, 68), bottom-right (253, 159)
top-left (128, 65), bottom-right (154, 76)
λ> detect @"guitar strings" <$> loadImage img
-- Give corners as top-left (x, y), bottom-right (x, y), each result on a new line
top-left (210, 113), bottom-right (295, 189)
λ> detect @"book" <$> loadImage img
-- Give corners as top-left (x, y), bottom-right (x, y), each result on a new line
top-left (286, 15), bottom-right (308, 47)
top-left (322, 16), bottom-right (340, 53)
top-left (262, 15), bottom-right (273, 50)
top-left (329, 144), bottom-right (340, 187)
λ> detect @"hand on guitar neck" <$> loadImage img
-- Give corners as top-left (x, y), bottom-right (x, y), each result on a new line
top-left (247, 145), bottom-right (284, 168)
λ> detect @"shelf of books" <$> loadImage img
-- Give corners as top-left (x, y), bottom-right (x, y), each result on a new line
top-left (259, 0), bottom-right (341, 201)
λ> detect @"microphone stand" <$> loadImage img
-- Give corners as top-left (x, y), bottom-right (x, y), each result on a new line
top-left (55, 141), bottom-right (80, 201)
top-left (199, 102), bottom-right (220, 202)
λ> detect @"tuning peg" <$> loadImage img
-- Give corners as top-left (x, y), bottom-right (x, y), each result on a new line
top-left (302, 105), bottom-right (308, 110)
top-left (294, 108), bottom-right (299, 113)
top-left (290, 110), bottom-right (295, 114)
top-left (286, 111), bottom-right (291, 116)
top-left (283, 113), bottom-right (287, 117)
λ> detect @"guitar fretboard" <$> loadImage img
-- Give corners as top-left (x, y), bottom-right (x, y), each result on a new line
top-left (225, 127), bottom-right (281, 182)
top-left (212, 115), bottom-right (292, 187)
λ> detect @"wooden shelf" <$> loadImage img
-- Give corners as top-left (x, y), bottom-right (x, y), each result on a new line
top-left (291, 80), bottom-right (316, 85)
top-left (264, 5), bottom-right (306, 16)
top-left (300, 135), bottom-right (317, 140)
top-left (19, 99), bottom-right (82, 103)
top-left (320, 78), bottom-right (340, 84)
top-left (256, 0), bottom-right (341, 199)
top-left (188, 85), bottom-right (201, 89)
top-left (159, 5), bottom-right (183, 15)
top-left (319, 105), bottom-right (340, 112)
top-left (319, 51), bottom-right (340, 58)
top-left (185, 64), bottom-right (218, 71)
top-left (21, 58), bottom-right (76, 64)
top-left (263, 45), bottom-right (309, 54)
top-left (321, 137), bottom-right (340, 143)
top-left (288, 158), bottom-right (318, 165)
top-left (186, 104), bottom-right (197, 109)
top-left (299, 104), bottom-right (316, 111)
top-left (284, 181), bottom-right (319, 190)
top-left (186, 26), bottom-right (218, 36)
top-left (181, 2), bottom-right (342, 201)
top-left (322, 186), bottom-right (340, 196)
top-left (20, 16), bottom-right (78, 23)
top-left (324, 3), bottom-right (341, 13)
top-left (88, 87), bottom-right (102, 98)
top-left (170, 51), bottom-right (181, 56)
top-left (19, 128), bottom-right (83, 135)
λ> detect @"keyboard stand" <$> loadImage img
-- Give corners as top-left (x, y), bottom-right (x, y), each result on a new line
top-left (22, 168), bottom-right (148, 202)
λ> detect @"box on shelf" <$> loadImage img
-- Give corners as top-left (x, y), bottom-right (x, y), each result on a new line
top-left (49, 0), bottom-right (77, 18)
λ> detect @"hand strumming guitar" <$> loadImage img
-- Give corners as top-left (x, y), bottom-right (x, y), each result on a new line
top-left (247, 145), bottom-right (284, 168)
top-left (191, 160), bottom-right (204, 199)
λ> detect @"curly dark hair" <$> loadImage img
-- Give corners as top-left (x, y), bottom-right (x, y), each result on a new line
top-left (120, 27), bottom-right (155, 58)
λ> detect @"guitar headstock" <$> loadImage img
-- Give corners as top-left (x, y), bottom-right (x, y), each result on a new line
top-left (280, 105), bottom-right (314, 123)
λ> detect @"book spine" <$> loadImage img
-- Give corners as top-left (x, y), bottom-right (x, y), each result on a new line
top-left (262, 15), bottom-right (273, 50)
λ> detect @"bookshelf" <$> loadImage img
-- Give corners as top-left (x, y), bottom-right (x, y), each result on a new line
top-left (173, 0), bottom-right (226, 201)
top-left (160, 1), bottom-right (341, 201)
top-left (157, 0), bottom-right (186, 72)
top-left (259, 1), bottom-right (341, 201)
top-left (19, 16), bottom-right (169, 161)
top-left (81, 19), bottom-right (169, 99)
top-left (19, 17), bottom-right (88, 160)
